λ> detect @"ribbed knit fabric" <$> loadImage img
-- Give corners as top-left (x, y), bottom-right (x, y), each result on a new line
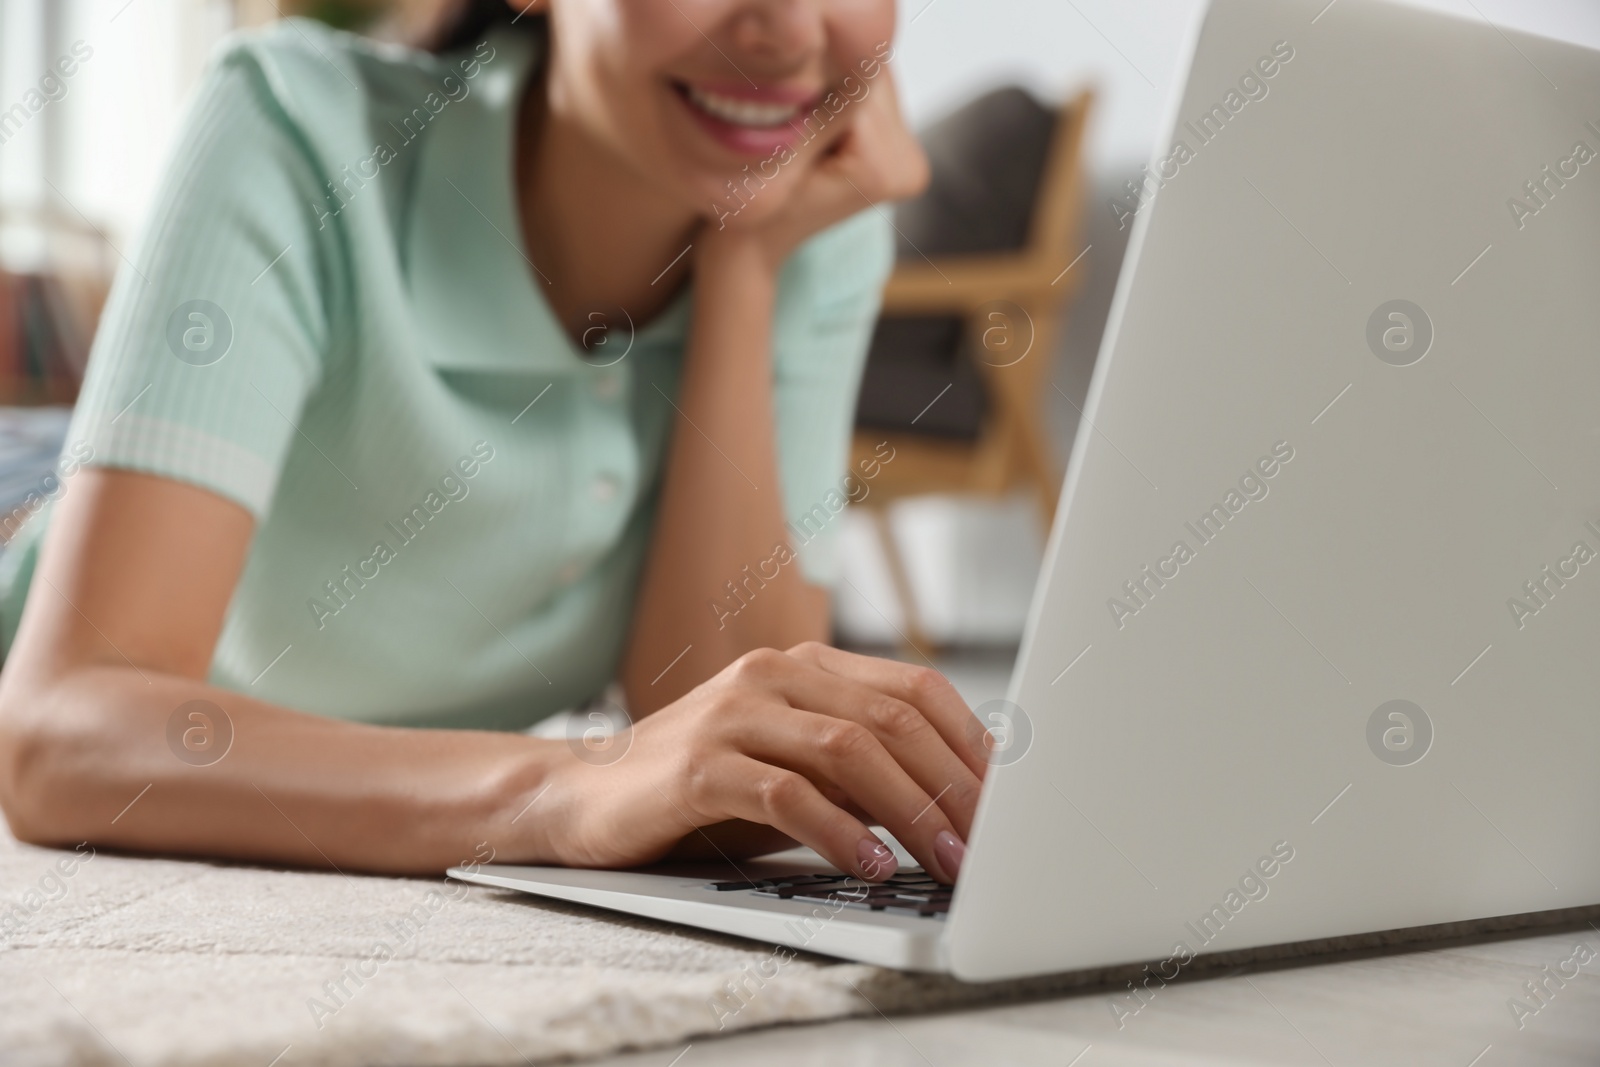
top-left (0, 19), bottom-right (893, 729)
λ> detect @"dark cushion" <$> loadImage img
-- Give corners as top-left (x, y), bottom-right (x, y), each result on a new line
top-left (854, 316), bottom-right (988, 439)
top-left (856, 87), bottom-right (1058, 440)
top-left (894, 86), bottom-right (1057, 257)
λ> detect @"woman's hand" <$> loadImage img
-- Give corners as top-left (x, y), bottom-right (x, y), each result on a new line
top-left (539, 644), bottom-right (987, 883)
top-left (703, 67), bottom-right (930, 272)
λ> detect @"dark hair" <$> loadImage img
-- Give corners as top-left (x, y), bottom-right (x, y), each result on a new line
top-left (422, 0), bottom-right (542, 53)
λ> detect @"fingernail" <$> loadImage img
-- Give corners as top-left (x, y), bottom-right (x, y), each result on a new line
top-left (856, 837), bottom-right (898, 881)
top-left (933, 830), bottom-right (966, 882)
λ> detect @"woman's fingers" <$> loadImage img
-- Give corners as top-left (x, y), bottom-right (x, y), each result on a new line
top-left (772, 69), bottom-right (927, 238)
top-left (817, 72), bottom-right (929, 204)
top-left (785, 642), bottom-right (991, 782)
top-left (705, 754), bottom-right (899, 882)
top-left (728, 703), bottom-right (966, 883)
top-left (747, 652), bottom-right (983, 840)
top-left (639, 647), bottom-right (989, 884)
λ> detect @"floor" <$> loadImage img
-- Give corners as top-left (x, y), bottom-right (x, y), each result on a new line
top-left (583, 648), bottom-right (1600, 1066)
top-left (586, 924), bottom-right (1600, 1066)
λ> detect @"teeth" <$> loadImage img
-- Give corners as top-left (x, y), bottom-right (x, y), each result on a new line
top-left (685, 85), bottom-right (801, 128)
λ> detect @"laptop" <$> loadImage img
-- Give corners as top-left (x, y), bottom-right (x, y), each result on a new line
top-left (450, 0), bottom-right (1600, 981)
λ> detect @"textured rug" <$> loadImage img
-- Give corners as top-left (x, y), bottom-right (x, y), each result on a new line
top-left (4, 827), bottom-right (1597, 1067)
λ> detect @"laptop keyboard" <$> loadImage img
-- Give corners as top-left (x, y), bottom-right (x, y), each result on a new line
top-left (706, 869), bottom-right (952, 918)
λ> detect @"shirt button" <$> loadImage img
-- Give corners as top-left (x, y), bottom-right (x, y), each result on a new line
top-left (591, 474), bottom-right (621, 502)
top-left (555, 560), bottom-right (582, 585)
top-left (592, 370), bottom-right (621, 401)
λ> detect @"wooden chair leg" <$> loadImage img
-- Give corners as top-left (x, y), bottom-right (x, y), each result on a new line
top-left (866, 505), bottom-right (936, 658)
top-left (1019, 310), bottom-right (1063, 531)
top-left (977, 309), bottom-right (1062, 533)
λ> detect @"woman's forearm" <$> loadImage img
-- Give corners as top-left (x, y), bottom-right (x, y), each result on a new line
top-left (0, 663), bottom-right (559, 874)
top-left (621, 237), bottom-right (828, 714)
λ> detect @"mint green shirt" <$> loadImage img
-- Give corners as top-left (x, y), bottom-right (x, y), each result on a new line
top-left (0, 21), bottom-right (891, 729)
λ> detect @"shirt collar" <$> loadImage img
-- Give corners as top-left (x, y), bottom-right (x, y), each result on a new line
top-left (405, 28), bottom-right (576, 375)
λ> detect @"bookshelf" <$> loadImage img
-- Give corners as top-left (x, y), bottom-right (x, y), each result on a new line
top-left (0, 207), bottom-right (113, 406)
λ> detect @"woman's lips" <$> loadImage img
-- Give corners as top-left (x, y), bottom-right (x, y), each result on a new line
top-left (673, 80), bottom-right (825, 157)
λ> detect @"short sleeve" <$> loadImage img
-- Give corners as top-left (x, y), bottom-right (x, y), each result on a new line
top-left (67, 40), bottom-right (337, 518)
top-left (771, 209), bottom-right (895, 586)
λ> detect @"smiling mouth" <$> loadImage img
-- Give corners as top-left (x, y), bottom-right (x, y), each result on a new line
top-left (676, 83), bottom-right (811, 129)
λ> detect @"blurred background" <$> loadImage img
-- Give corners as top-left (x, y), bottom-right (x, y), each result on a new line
top-left (1, 0), bottom-right (1598, 675)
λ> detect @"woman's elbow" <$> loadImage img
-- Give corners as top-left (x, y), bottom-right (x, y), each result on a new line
top-left (0, 685), bottom-right (84, 846)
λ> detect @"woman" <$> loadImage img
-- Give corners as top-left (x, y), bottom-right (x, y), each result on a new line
top-left (0, 0), bottom-right (986, 887)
